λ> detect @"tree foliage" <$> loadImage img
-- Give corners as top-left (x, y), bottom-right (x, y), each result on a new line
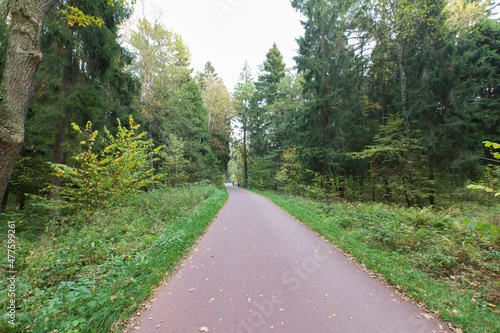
top-left (232, 61), bottom-right (255, 187)
top-left (275, 147), bottom-right (302, 193)
top-left (468, 141), bottom-right (500, 197)
top-left (161, 134), bottom-right (189, 188)
top-left (197, 62), bottom-right (234, 172)
top-left (48, 116), bottom-right (162, 214)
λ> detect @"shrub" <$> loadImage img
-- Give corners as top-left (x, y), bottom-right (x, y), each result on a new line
top-left (48, 116), bottom-right (164, 215)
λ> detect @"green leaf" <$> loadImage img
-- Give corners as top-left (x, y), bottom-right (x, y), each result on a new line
top-left (491, 225), bottom-right (500, 235)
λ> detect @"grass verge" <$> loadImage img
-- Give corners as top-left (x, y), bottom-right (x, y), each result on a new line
top-left (0, 185), bottom-right (228, 333)
top-left (252, 189), bottom-right (500, 333)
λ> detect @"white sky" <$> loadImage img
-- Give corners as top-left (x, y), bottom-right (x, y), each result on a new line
top-left (135, 0), bottom-right (304, 92)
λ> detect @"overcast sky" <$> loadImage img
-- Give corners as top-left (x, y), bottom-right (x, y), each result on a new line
top-left (134, 0), bottom-right (304, 91)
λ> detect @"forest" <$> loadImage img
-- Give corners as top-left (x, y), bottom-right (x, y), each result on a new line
top-left (0, 0), bottom-right (499, 331)
top-left (229, 0), bottom-right (500, 208)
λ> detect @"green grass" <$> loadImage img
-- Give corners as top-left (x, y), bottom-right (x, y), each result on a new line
top-left (0, 185), bottom-right (228, 333)
top-left (252, 189), bottom-right (500, 333)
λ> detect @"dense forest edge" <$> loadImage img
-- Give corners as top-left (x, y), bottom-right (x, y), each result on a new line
top-left (0, 0), bottom-right (499, 332)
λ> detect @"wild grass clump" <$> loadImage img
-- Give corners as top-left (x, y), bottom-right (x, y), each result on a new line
top-left (0, 185), bottom-right (227, 332)
top-left (256, 190), bottom-right (500, 333)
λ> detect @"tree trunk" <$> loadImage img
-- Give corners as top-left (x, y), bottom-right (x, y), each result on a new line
top-left (243, 121), bottom-right (248, 188)
top-left (397, 42), bottom-right (409, 130)
top-left (320, 31), bottom-right (330, 189)
top-left (1, 186), bottom-right (9, 212)
top-left (0, 0), bottom-right (57, 216)
top-left (51, 29), bottom-right (77, 199)
top-left (397, 40), bottom-right (420, 206)
top-left (17, 192), bottom-right (26, 210)
top-left (381, 79), bottom-right (388, 126)
top-left (428, 149), bottom-right (436, 207)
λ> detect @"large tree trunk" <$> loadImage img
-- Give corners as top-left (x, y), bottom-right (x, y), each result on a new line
top-left (0, 0), bottom-right (57, 216)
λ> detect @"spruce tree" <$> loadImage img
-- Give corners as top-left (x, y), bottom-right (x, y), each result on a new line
top-left (250, 43), bottom-right (287, 157)
top-left (292, 0), bottom-right (366, 184)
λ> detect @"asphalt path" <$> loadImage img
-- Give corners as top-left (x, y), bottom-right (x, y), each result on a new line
top-left (131, 185), bottom-right (452, 333)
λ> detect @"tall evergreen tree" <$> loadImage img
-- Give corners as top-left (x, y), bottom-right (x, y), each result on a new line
top-left (233, 61), bottom-right (255, 188)
top-left (292, 0), bottom-right (367, 184)
top-left (250, 43), bottom-right (287, 157)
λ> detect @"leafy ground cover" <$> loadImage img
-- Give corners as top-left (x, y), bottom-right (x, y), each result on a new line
top-left (254, 190), bottom-right (500, 333)
top-left (0, 184), bottom-right (228, 332)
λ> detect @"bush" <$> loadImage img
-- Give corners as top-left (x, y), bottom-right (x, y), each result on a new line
top-left (48, 116), bottom-right (164, 215)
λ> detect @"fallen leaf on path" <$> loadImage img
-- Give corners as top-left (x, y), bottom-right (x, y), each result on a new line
top-left (189, 288), bottom-right (195, 292)
top-left (422, 313), bottom-right (433, 319)
top-left (329, 314), bottom-right (337, 318)
top-left (199, 327), bottom-right (209, 332)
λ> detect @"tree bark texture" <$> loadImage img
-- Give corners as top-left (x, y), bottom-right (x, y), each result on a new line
top-left (0, 0), bottom-right (57, 214)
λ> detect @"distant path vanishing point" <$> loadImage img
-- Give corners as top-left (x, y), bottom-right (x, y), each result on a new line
top-left (131, 185), bottom-right (452, 333)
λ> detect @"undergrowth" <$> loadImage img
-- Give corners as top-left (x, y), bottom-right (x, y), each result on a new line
top-left (0, 184), bottom-right (228, 332)
top-left (254, 190), bottom-right (500, 333)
